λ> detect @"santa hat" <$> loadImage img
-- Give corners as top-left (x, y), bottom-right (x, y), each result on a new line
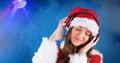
top-left (65, 7), bottom-right (100, 36)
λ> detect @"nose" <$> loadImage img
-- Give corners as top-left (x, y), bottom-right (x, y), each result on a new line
top-left (78, 31), bottom-right (85, 38)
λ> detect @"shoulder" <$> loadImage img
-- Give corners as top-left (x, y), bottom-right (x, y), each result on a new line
top-left (89, 49), bottom-right (103, 63)
top-left (90, 49), bottom-right (103, 58)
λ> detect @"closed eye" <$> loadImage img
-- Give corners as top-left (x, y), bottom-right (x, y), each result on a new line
top-left (85, 31), bottom-right (91, 36)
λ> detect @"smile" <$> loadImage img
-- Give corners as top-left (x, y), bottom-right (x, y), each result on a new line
top-left (74, 37), bottom-right (83, 42)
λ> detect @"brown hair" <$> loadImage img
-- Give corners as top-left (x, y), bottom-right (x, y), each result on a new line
top-left (58, 27), bottom-right (93, 63)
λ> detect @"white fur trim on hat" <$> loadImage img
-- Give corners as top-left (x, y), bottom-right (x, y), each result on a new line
top-left (69, 17), bottom-right (99, 36)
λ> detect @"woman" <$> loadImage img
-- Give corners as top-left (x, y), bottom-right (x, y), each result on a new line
top-left (32, 7), bottom-right (103, 63)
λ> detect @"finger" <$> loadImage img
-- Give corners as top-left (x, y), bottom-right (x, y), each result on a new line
top-left (95, 37), bottom-right (100, 42)
top-left (59, 18), bottom-right (64, 23)
top-left (60, 17), bottom-right (67, 26)
top-left (62, 23), bottom-right (66, 26)
top-left (61, 17), bottom-right (67, 23)
top-left (91, 36), bottom-right (97, 42)
top-left (93, 37), bottom-right (100, 46)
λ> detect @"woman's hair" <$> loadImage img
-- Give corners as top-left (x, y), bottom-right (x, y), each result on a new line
top-left (58, 27), bottom-right (93, 63)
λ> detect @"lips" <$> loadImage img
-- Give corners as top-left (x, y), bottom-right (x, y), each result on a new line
top-left (74, 37), bottom-right (83, 42)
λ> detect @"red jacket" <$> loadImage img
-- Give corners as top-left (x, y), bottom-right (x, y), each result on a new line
top-left (57, 46), bottom-right (103, 63)
top-left (32, 37), bottom-right (103, 63)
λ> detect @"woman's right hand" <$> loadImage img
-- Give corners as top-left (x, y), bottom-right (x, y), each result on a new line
top-left (49, 17), bottom-right (67, 42)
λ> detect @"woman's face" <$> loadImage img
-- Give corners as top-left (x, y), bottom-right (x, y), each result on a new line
top-left (71, 26), bottom-right (91, 46)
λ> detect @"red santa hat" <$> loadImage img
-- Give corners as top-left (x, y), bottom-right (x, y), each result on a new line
top-left (65, 7), bottom-right (100, 36)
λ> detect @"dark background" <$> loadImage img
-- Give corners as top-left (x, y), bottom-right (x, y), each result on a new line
top-left (0, 0), bottom-right (120, 63)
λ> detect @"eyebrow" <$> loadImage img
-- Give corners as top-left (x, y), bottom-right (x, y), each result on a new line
top-left (86, 30), bottom-right (92, 34)
top-left (78, 26), bottom-right (91, 33)
top-left (78, 26), bottom-right (83, 28)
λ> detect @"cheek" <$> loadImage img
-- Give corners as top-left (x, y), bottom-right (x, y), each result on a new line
top-left (71, 30), bottom-right (78, 36)
top-left (84, 36), bottom-right (89, 42)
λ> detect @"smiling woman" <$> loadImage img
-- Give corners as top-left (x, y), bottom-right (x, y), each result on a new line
top-left (32, 7), bottom-right (103, 63)
top-left (71, 26), bottom-right (92, 46)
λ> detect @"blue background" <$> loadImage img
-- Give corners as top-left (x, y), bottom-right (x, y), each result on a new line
top-left (0, 0), bottom-right (120, 63)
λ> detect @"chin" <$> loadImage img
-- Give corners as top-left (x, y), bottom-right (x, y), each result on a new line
top-left (72, 42), bottom-right (81, 46)
top-left (71, 39), bottom-right (83, 46)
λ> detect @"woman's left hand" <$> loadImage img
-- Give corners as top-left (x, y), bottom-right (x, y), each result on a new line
top-left (79, 36), bottom-right (100, 54)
